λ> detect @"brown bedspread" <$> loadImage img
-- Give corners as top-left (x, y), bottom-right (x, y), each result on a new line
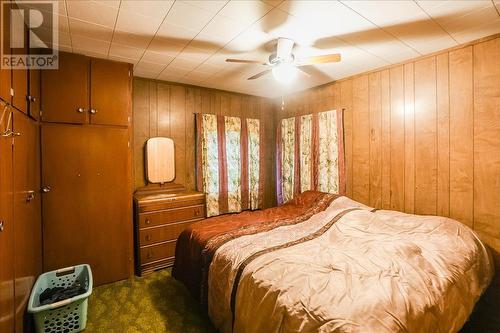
top-left (172, 191), bottom-right (338, 302)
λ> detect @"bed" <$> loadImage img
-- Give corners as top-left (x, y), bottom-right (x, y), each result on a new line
top-left (173, 191), bottom-right (493, 333)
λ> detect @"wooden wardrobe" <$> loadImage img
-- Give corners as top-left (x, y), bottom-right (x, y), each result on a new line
top-left (40, 52), bottom-right (134, 287)
top-left (0, 5), bottom-right (43, 331)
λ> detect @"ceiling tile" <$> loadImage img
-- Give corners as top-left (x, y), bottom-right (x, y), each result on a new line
top-left (112, 30), bottom-right (152, 49)
top-left (168, 57), bottom-right (202, 71)
top-left (66, 0), bottom-right (118, 28)
top-left (342, 1), bottom-right (458, 54)
top-left (200, 16), bottom-right (247, 45)
top-left (70, 35), bottom-right (110, 54)
top-left (155, 22), bottom-right (199, 47)
top-left (218, 0), bottom-right (273, 26)
top-left (141, 50), bottom-right (175, 65)
top-left (157, 71), bottom-right (184, 82)
top-left (108, 54), bottom-right (139, 65)
top-left (161, 65), bottom-right (192, 76)
top-left (148, 39), bottom-right (185, 57)
top-left (195, 63), bottom-right (223, 75)
top-left (134, 61), bottom-right (165, 74)
top-left (115, 10), bottom-right (163, 36)
top-left (119, 1), bottom-right (174, 18)
top-left (69, 18), bottom-right (113, 42)
top-left (182, 1), bottom-right (228, 13)
top-left (108, 43), bottom-right (144, 60)
top-left (164, 1), bottom-right (216, 31)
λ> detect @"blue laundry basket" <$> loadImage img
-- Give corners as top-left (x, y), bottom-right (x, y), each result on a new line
top-left (28, 264), bottom-right (93, 333)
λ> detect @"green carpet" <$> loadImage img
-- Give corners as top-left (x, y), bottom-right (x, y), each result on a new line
top-left (85, 269), bottom-right (216, 333)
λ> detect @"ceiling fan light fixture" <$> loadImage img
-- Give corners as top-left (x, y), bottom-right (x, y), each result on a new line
top-left (272, 62), bottom-right (297, 84)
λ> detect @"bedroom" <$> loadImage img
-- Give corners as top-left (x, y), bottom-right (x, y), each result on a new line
top-left (0, 0), bottom-right (499, 332)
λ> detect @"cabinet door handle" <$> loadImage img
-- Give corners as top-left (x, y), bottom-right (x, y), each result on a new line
top-left (0, 221), bottom-right (4, 232)
top-left (145, 219), bottom-right (151, 225)
top-left (41, 186), bottom-right (51, 193)
top-left (90, 109), bottom-right (97, 114)
top-left (77, 107), bottom-right (85, 113)
top-left (31, 96), bottom-right (36, 103)
top-left (26, 190), bottom-right (35, 202)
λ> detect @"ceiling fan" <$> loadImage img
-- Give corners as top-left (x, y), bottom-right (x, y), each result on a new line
top-left (226, 38), bottom-right (341, 84)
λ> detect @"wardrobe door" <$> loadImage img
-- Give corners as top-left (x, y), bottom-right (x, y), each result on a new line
top-left (41, 53), bottom-right (89, 124)
top-left (41, 124), bottom-right (87, 273)
top-left (90, 59), bottom-right (131, 126)
top-left (42, 125), bottom-right (132, 286)
top-left (85, 127), bottom-right (132, 285)
top-left (0, 2), bottom-right (11, 103)
top-left (13, 112), bottom-right (42, 333)
top-left (28, 69), bottom-right (41, 121)
top-left (0, 107), bottom-right (14, 333)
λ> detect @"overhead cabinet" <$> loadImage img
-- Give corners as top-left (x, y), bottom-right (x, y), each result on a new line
top-left (41, 52), bottom-right (132, 126)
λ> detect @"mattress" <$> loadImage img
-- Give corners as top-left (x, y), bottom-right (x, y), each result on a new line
top-left (172, 191), bottom-right (338, 303)
top-left (205, 196), bottom-right (494, 333)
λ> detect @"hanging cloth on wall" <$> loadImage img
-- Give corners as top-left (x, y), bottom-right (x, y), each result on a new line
top-left (276, 109), bottom-right (345, 204)
top-left (196, 113), bottom-right (264, 217)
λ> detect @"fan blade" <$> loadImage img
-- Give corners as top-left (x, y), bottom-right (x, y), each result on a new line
top-left (248, 70), bottom-right (271, 80)
top-left (277, 38), bottom-right (294, 60)
top-left (295, 54), bottom-right (341, 66)
top-left (226, 58), bottom-right (264, 64)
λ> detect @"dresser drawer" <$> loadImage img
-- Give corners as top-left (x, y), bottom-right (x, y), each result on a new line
top-left (138, 205), bottom-right (205, 229)
top-left (140, 241), bottom-right (176, 265)
top-left (139, 220), bottom-right (198, 246)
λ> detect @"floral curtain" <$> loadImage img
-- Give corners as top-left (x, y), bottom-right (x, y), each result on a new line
top-left (277, 110), bottom-right (345, 204)
top-left (197, 114), bottom-right (263, 217)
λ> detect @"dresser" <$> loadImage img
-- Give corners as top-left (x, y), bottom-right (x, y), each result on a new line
top-left (134, 191), bottom-right (206, 275)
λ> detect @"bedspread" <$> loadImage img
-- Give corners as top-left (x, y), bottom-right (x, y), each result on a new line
top-left (208, 196), bottom-right (494, 333)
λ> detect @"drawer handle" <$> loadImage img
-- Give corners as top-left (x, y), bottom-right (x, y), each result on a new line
top-left (77, 107), bottom-right (85, 113)
top-left (146, 252), bottom-right (152, 259)
top-left (145, 219), bottom-right (151, 225)
top-left (145, 235), bottom-right (151, 241)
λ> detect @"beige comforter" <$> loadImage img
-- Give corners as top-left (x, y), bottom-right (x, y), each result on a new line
top-left (208, 196), bottom-right (493, 333)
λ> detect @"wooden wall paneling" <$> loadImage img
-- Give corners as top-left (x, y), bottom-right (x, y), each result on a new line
top-left (133, 79), bottom-right (150, 188)
top-left (436, 53), bottom-right (450, 217)
top-left (0, 107), bottom-right (14, 333)
top-left (414, 57), bottom-right (438, 215)
top-left (157, 83), bottom-right (170, 137)
top-left (149, 81), bottom-right (158, 137)
top-left (170, 85), bottom-right (186, 186)
top-left (13, 113), bottom-right (41, 332)
top-left (369, 72), bottom-right (382, 208)
top-left (351, 76), bottom-right (370, 205)
top-left (221, 93), bottom-right (230, 116)
top-left (403, 63), bottom-right (415, 214)
top-left (185, 87), bottom-right (198, 191)
top-left (380, 70), bottom-right (391, 209)
top-left (340, 80), bottom-right (353, 198)
top-left (389, 66), bottom-right (405, 211)
top-left (332, 83), bottom-right (341, 110)
top-left (230, 95), bottom-right (242, 118)
top-left (449, 46), bottom-right (474, 228)
top-left (473, 38), bottom-right (500, 262)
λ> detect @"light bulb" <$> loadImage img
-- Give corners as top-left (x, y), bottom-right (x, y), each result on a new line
top-left (272, 62), bottom-right (297, 84)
